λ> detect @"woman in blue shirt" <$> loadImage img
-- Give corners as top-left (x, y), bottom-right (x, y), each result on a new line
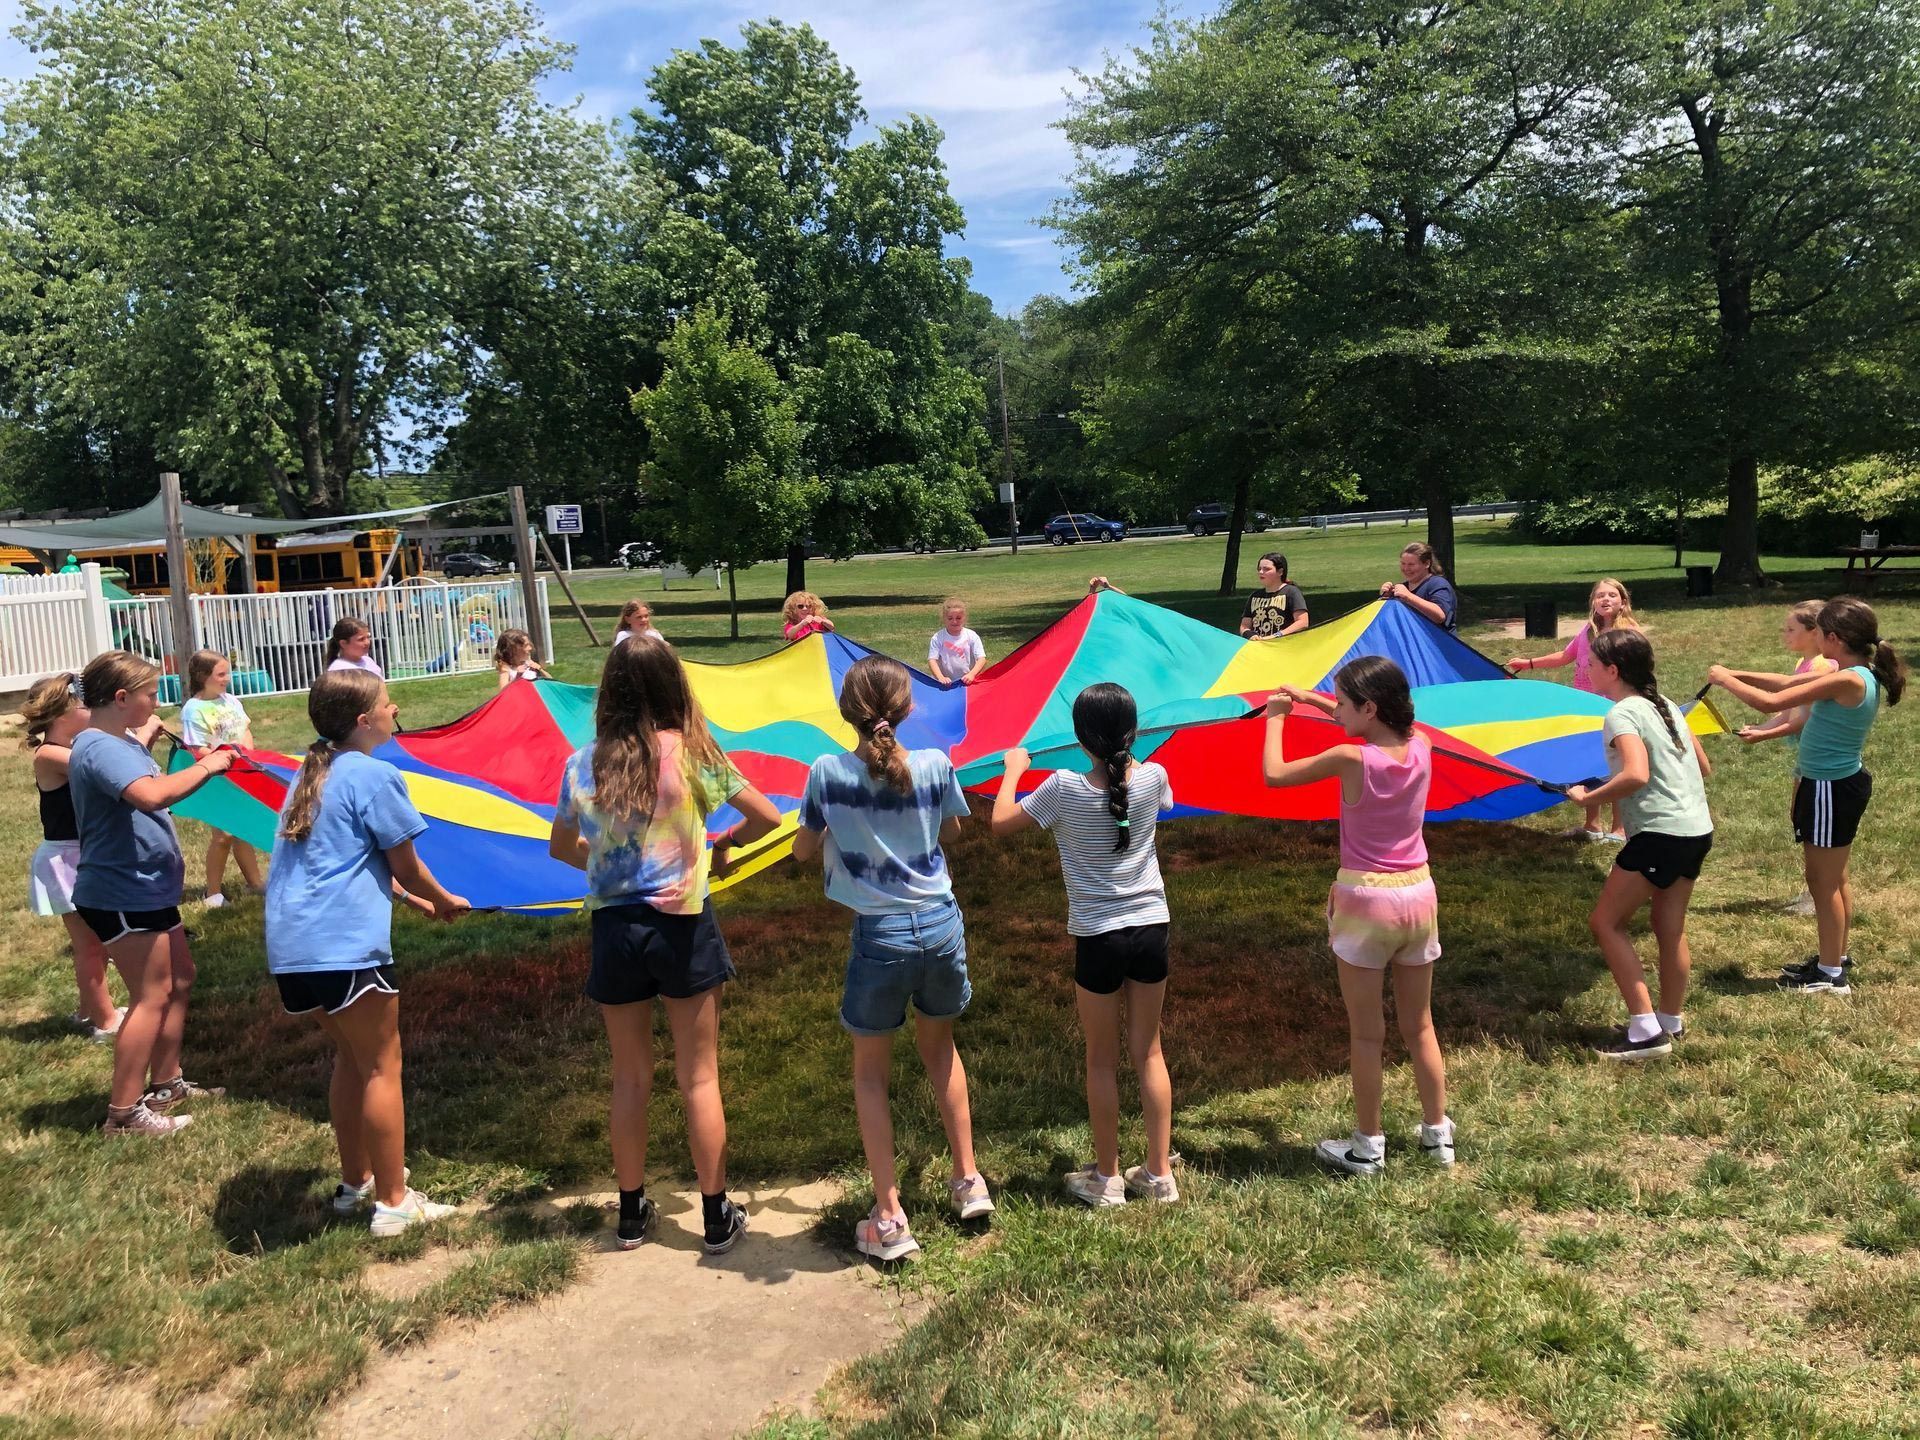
top-left (1380, 542), bottom-right (1458, 633)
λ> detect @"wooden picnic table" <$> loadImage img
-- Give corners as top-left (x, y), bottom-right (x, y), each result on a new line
top-left (1836, 545), bottom-right (1920, 586)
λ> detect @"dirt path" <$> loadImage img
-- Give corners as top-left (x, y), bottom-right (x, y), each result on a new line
top-left (325, 1181), bottom-right (918, 1440)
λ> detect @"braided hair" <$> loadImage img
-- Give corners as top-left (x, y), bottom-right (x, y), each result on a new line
top-left (1590, 628), bottom-right (1683, 752)
top-left (838, 656), bottom-right (915, 795)
top-left (1072, 683), bottom-right (1138, 852)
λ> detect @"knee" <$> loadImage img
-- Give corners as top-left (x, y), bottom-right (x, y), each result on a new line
top-left (1129, 1034), bottom-right (1165, 1073)
top-left (609, 1067), bottom-right (649, 1100)
top-left (1587, 909), bottom-right (1617, 942)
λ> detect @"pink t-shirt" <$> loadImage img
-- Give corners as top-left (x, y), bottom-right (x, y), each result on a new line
top-left (1567, 625), bottom-right (1595, 692)
top-left (1339, 736), bottom-right (1431, 873)
top-left (783, 616), bottom-right (831, 643)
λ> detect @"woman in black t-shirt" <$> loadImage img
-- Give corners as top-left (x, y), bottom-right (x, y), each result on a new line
top-left (1240, 553), bottom-right (1310, 640)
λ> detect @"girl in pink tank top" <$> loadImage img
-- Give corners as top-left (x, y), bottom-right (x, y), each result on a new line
top-left (1262, 656), bottom-right (1453, 1177)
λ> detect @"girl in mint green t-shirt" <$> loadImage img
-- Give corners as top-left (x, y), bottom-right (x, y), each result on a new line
top-left (1567, 629), bottom-right (1714, 1061)
top-left (1708, 597), bottom-right (1907, 994)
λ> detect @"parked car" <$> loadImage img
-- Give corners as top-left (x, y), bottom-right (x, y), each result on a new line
top-left (910, 535), bottom-right (982, 554)
top-left (615, 540), bottom-right (662, 570)
top-left (1043, 512), bottom-right (1127, 546)
top-left (1185, 502), bottom-right (1273, 536)
top-left (441, 552), bottom-right (505, 577)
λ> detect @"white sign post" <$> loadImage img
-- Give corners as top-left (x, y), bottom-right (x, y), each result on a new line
top-left (544, 503), bottom-right (584, 571)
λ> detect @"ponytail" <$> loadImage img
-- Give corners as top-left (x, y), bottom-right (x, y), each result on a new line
top-left (1590, 629), bottom-right (1684, 753)
top-left (1818, 597), bottom-right (1906, 707)
top-left (280, 739), bottom-right (338, 843)
top-left (1872, 641), bottom-right (1906, 706)
top-left (1071, 683), bottom-right (1139, 852)
top-left (838, 657), bottom-right (914, 795)
top-left (282, 669), bottom-right (385, 840)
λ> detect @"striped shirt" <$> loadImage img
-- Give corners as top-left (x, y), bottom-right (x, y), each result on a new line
top-left (1021, 761), bottom-right (1173, 936)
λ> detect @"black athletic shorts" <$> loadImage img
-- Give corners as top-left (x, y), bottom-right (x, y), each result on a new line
top-left (587, 897), bottom-right (734, 1004)
top-left (75, 904), bottom-right (184, 945)
top-left (276, 965), bottom-right (398, 1016)
top-left (1074, 922), bottom-right (1171, 995)
top-left (1793, 769), bottom-right (1872, 849)
top-left (1615, 831), bottom-right (1713, 890)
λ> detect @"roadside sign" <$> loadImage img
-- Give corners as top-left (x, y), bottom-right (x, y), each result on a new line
top-left (544, 504), bottom-right (583, 535)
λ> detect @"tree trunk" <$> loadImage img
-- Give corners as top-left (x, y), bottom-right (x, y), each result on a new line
top-left (785, 541), bottom-right (807, 598)
top-left (1218, 470), bottom-right (1252, 596)
top-left (1712, 274), bottom-right (1767, 586)
top-left (1418, 440), bottom-right (1454, 581)
top-left (727, 564), bottom-right (739, 640)
top-left (1717, 447), bottom-right (1765, 587)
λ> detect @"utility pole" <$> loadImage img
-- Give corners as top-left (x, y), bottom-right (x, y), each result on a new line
top-left (160, 472), bottom-right (196, 692)
top-left (998, 354), bottom-right (1018, 554)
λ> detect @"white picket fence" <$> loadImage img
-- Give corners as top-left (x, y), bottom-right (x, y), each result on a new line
top-left (0, 564), bottom-right (549, 703)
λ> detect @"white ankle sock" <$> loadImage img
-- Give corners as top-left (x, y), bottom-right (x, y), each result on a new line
top-left (1626, 1013), bottom-right (1661, 1043)
top-left (1656, 1012), bottom-right (1684, 1034)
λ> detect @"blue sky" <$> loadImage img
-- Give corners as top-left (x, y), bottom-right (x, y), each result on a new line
top-left (0, 0), bottom-right (1169, 314)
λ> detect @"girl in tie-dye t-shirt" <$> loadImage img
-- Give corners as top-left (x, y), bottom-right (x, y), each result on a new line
top-left (548, 636), bottom-right (781, 1256)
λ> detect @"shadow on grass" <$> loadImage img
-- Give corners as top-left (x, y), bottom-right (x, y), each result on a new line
top-left (212, 1163), bottom-right (333, 1253)
top-left (1694, 963), bottom-right (1793, 997)
top-left (19, 1092), bottom-right (105, 1135)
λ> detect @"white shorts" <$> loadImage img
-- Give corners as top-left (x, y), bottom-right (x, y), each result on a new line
top-left (29, 840), bottom-right (81, 917)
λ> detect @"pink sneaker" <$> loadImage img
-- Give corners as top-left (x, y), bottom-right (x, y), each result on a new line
top-left (949, 1173), bottom-right (995, 1220)
top-left (103, 1103), bottom-right (193, 1137)
top-left (854, 1209), bottom-right (920, 1262)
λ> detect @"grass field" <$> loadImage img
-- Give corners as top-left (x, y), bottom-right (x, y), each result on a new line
top-left (3, 522), bottom-right (1918, 1438)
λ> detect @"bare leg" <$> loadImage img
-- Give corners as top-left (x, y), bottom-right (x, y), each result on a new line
top-left (232, 840), bottom-right (264, 890)
top-left (104, 931), bottom-right (172, 1108)
top-left (1589, 866), bottom-right (1659, 1015)
top-left (205, 831), bottom-right (231, 897)
top-left (663, 988), bottom-right (727, 1195)
top-left (60, 912), bottom-right (118, 1029)
top-left (852, 1033), bottom-right (899, 1216)
top-left (1075, 985), bottom-right (1124, 1176)
top-left (913, 1015), bottom-right (977, 1182)
top-left (1334, 960), bottom-right (1388, 1135)
top-left (1804, 844), bottom-right (1852, 968)
top-left (316, 992), bottom-right (406, 1207)
top-left (1647, 878), bottom-right (1696, 1014)
top-left (599, 1000), bottom-right (655, 1192)
top-left (324, 1032), bottom-right (371, 1185)
top-left (146, 927), bottom-right (196, 1086)
top-left (1122, 980), bottom-right (1172, 1175)
top-left (1391, 963), bottom-right (1447, 1127)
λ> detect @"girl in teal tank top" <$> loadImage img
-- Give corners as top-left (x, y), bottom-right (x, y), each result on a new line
top-left (1708, 599), bottom-right (1907, 992)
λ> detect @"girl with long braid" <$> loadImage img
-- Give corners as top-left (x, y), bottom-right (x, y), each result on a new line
top-left (1708, 597), bottom-right (1905, 994)
top-left (1566, 630), bottom-right (1714, 1059)
top-left (792, 657), bottom-right (993, 1262)
top-left (993, 684), bottom-right (1179, 1207)
top-left (264, 670), bottom-right (469, 1234)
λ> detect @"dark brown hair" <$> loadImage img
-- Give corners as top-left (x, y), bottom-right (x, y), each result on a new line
top-left (1258, 552), bottom-right (1289, 581)
top-left (592, 636), bottom-right (729, 821)
top-left (1334, 655), bottom-right (1415, 739)
top-left (187, 648), bottom-right (226, 698)
top-left (1819, 597), bottom-right (1905, 705)
top-left (838, 656), bottom-right (914, 795)
top-left (1591, 628), bottom-right (1684, 752)
top-left (324, 617), bottom-right (372, 667)
top-left (1072, 683), bottom-right (1138, 851)
top-left (281, 669), bottom-right (385, 842)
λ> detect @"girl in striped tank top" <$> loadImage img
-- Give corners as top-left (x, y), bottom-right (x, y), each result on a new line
top-left (992, 683), bottom-right (1180, 1208)
top-left (1263, 657), bottom-right (1454, 1176)
top-left (1709, 597), bottom-right (1907, 994)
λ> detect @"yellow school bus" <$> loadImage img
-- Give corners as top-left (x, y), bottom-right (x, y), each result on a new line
top-left (0, 529), bottom-right (421, 594)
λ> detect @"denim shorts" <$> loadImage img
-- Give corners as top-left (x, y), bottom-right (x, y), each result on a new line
top-left (841, 896), bottom-right (970, 1036)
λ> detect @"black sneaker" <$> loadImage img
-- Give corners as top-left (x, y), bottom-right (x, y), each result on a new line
top-left (703, 1199), bottom-right (749, 1254)
top-left (616, 1198), bottom-right (657, 1250)
top-left (1781, 952), bottom-right (1850, 979)
top-left (1778, 965), bottom-right (1851, 995)
top-left (1595, 1029), bottom-right (1672, 1061)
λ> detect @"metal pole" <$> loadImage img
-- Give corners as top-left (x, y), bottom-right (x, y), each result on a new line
top-left (564, 534), bottom-right (573, 572)
top-left (507, 485), bottom-right (543, 658)
top-left (160, 472), bottom-right (197, 694)
top-left (998, 355), bottom-right (1017, 555)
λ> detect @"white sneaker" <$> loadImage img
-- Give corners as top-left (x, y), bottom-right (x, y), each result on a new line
top-left (1417, 1119), bottom-right (1456, 1167)
top-left (203, 892), bottom-right (227, 910)
top-left (1063, 1163), bottom-right (1128, 1207)
top-left (369, 1188), bottom-right (457, 1236)
top-left (332, 1167), bottom-right (409, 1214)
top-left (1122, 1164), bottom-right (1180, 1203)
top-left (102, 1102), bottom-right (192, 1137)
top-left (949, 1173), bottom-right (996, 1220)
top-left (1315, 1132), bottom-right (1385, 1176)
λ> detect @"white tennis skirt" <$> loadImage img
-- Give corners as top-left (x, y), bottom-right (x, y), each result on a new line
top-left (29, 840), bottom-right (80, 917)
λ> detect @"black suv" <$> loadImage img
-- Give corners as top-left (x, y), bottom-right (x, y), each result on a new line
top-left (1186, 502), bottom-right (1273, 536)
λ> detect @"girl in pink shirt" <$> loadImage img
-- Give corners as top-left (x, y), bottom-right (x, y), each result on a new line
top-left (1509, 577), bottom-right (1639, 841)
top-left (781, 591), bottom-right (835, 643)
top-left (1262, 656), bottom-right (1453, 1177)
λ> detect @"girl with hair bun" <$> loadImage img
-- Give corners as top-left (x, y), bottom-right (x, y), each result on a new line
top-left (1570, 629), bottom-right (1714, 1059)
top-left (1709, 596), bottom-right (1905, 994)
top-left (992, 683), bottom-right (1179, 1208)
top-left (1263, 656), bottom-right (1454, 1173)
top-left (793, 656), bottom-right (992, 1261)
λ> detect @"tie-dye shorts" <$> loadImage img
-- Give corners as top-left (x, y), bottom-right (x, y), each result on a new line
top-left (1327, 864), bottom-right (1441, 970)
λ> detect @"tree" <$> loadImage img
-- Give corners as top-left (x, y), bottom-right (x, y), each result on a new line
top-left (0, 0), bottom-right (593, 516)
top-left (1611, 0), bottom-right (1920, 586)
top-left (632, 309), bottom-right (814, 639)
top-left (632, 21), bottom-right (990, 592)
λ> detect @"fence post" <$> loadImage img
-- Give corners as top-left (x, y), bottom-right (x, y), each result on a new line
top-left (442, 584), bottom-right (459, 674)
top-left (160, 473), bottom-right (198, 691)
top-left (535, 577), bottom-right (553, 661)
top-left (79, 563), bottom-right (113, 657)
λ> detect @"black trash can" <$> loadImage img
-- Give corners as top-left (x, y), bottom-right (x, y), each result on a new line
top-left (1686, 565), bottom-right (1714, 599)
top-left (1523, 599), bottom-right (1557, 639)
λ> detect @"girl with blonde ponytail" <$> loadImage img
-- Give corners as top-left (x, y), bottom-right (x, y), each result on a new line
top-left (793, 657), bottom-right (991, 1260)
top-left (264, 670), bottom-right (469, 1236)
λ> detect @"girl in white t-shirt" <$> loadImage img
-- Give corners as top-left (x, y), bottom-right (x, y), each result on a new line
top-left (492, 628), bottom-right (552, 689)
top-left (325, 618), bottom-right (383, 677)
top-left (179, 650), bottom-right (264, 907)
top-left (927, 598), bottom-right (987, 685)
top-left (615, 599), bottom-right (664, 647)
top-left (992, 683), bottom-right (1179, 1208)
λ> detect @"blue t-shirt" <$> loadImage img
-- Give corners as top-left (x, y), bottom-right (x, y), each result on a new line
top-left (1413, 574), bottom-right (1458, 633)
top-left (70, 728), bottom-right (184, 910)
top-left (264, 751), bottom-right (427, 973)
top-left (799, 749), bottom-right (971, 914)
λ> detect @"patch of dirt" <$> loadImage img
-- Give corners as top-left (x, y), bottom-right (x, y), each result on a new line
top-left (1436, 1398), bottom-right (1550, 1438)
top-left (361, 1245), bottom-right (469, 1302)
top-left (1489, 615), bottom-right (1600, 643)
top-left (323, 1180), bottom-right (924, 1440)
top-left (1260, 1275), bottom-right (1372, 1358)
top-left (0, 1359), bottom-right (162, 1428)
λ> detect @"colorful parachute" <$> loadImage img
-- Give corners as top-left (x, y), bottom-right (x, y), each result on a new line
top-left (170, 593), bottom-right (1722, 913)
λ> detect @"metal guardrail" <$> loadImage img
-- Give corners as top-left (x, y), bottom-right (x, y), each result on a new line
top-left (956, 500), bottom-right (1520, 551)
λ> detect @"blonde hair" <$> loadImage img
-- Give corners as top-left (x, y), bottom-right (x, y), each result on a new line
top-left (187, 648), bottom-right (227, 698)
top-left (838, 657), bottom-right (914, 795)
top-left (591, 637), bottom-right (730, 823)
top-left (281, 670), bottom-right (385, 842)
top-left (1585, 578), bottom-right (1641, 640)
top-left (782, 590), bottom-right (827, 625)
top-left (493, 628), bottom-right (535, 672)
top-left (619, 599), bottom-right (652, 631)
top-left (940, 597), bottom-right (967, 621)
top-left (78, 651), bottom-right (161, 709)
top-left (324, 617), bottom-right (371, 667)
top-left (21, 674), bottom-right (79, 750)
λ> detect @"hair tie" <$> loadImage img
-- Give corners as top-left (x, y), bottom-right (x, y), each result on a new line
top-left (1115, 817), bottom-right (1131, 828)
top-left (870, 720), bottom-right (892, 738)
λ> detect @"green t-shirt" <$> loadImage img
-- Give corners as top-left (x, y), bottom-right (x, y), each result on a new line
top-left (1602, 696), bottom-right (1711, 838)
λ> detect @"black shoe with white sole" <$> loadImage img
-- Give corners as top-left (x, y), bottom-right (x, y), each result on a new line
top-left (703, 1199), bottom-right (749, 1254)
top-left (1778, 966), bottom-right (1852, 995)
top-left (1595, 1029), bottom-right (1672, 1061)
top-left (616, 1197), bottom-right (657, 1250)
